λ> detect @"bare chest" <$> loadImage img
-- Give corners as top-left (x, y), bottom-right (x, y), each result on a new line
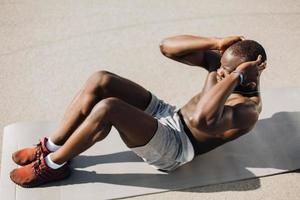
top-left (181, 92), bottom-right (248, 114)
top-left (180, 92), bottom-right (258, 137)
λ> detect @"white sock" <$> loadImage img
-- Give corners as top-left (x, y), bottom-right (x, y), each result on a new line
top-left (44, 153), bottom-right (66, 169)
top-left (46, 137), bottom-right (62, 152)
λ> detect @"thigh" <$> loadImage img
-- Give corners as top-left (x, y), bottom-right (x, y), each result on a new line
top-left (104, 97), bottom-right (159, 148)
top-left (87, 71), bottom-right (152, 111)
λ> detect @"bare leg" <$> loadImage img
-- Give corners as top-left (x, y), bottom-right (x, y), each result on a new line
top-left (50, 97), bottom-right (158, 164)
top-left (50, 70), bottom-right (152, 145)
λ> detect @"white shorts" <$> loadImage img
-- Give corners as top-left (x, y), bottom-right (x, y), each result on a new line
top-left (130, 91), bottom-right (195, 172)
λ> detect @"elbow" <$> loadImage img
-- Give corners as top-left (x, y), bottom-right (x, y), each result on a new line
top-left (159, 38), bottom-right (178, 57)
top-left (205, 117), bottom-right (218, 127)
top-left (192, 109), bottom-right (218, 128)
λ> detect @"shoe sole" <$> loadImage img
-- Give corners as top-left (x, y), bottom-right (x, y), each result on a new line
top-left (10, 168), bottom-right (72, 188)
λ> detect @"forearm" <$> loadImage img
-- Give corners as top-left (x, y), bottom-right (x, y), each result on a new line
top-left (195, 73), bottom-right (240, 125)
top-left (160, 35), bottom-right (220, 57)
top-left (201, 71), bottom-right (218, 94)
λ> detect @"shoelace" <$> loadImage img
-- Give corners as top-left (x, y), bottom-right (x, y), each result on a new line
top-left (33, 157), bottom-right (52, 180)
top-left (33, 157), bottom-right (43, 176)
top-left (34, 141), bottom-right (43, 160)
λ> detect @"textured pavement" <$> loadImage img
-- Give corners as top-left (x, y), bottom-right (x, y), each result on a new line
top-left (1, 0), bottom-right (300, 199)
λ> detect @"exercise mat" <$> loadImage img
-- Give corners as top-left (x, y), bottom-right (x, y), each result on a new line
top-left (1, 87), bottom-right (300, 200)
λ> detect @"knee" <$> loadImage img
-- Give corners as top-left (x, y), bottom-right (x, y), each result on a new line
top-left (95, 97), bottom-right (120, 110)
top-left (84, 98), bottom-right (119, 142)
top-left (84, 70), bottom-right (115, 94)
top-left (87, 97), bottom-right (121, 121)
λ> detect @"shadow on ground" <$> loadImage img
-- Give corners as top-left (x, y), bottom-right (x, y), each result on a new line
top-left (38, 111), bottom-right (300, 192)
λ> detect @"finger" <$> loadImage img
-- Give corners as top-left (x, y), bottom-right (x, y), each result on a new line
top-left (258, 61), bottom-right (266, 67)
top-left (235, 36), bottom-right (243, 42)
top-left (230, 36), bottom-right (243, 43)
top-left (223, 71), bottom-right (229, 78)
top-left (258, 62), bottom-right (267, 70)
top-left (254, 55), bottom-right (263, 65)
top-left (250, 82), bottom-right (257, 89)
top-left (257, 55), bottom-right (262, 61)
top-left (245, 82), bottom-right (256, 88)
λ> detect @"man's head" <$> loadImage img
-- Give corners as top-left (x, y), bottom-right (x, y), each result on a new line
top-left (217, 40), bottom-right (267, 86)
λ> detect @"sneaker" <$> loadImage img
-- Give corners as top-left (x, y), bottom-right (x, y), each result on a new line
top-left (12, 137), bottom-right (51, 166)
top-left (10, 157), bottom-right (71, 188)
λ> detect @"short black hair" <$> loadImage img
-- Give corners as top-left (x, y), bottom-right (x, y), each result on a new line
top-left (227, 40), bottom-right (267, 62)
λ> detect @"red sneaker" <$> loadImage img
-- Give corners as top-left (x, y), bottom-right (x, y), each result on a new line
top-left (12, 137), bottom-right (51, 166)
top-left (10, 157), bottom-right (71, 188)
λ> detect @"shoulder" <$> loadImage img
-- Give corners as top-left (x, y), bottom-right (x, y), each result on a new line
top-left (232, 99), bottom-right (260, 130)
top-left (216, 100), bottom-right (259, 140)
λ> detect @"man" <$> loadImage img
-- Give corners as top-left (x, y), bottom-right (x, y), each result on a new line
top-left (10, 35), bottom-right (267, 187)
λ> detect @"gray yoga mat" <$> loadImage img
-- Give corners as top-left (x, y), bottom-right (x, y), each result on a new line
top-left (1, 87), bottom-right (300, 200)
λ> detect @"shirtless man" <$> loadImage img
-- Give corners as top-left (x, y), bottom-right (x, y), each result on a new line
top-left (9, 35), bottom-right (267, 187)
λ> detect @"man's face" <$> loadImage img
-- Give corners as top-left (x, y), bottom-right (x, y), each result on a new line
top-left (216, 51), bottom-right (245, 82)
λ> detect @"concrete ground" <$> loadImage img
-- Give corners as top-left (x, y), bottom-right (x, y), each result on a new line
top-left (1, 0), bottom-right (299, 199)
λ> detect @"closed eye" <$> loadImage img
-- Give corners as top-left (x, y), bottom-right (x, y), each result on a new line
top-left (222, 66), bottom-right (234, 73)
top-left (222, 66), bottom-right (230, 70)
top-left (221, 66), bottom-right (230, 73)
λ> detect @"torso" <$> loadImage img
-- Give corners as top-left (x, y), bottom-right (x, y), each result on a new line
top-left (179, 91), bottom-right (261, 155)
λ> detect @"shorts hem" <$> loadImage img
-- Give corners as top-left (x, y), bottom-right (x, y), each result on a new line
top-left (143, 91), bottom-right (159, 116)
